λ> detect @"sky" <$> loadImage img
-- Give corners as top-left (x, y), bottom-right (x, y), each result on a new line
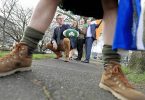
top-left (18, 0), bottom-right (39, 9)
top-left (0, 0), bottom-right (39, 9)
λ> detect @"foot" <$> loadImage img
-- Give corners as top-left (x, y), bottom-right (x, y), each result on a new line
top-left (64, 57), bottom-right (69, 62)
top-left (0, 43), bottom-right (32, 77)
top-left (82, 60), bottom-right (89, 63)
top-left (74, 58), bottom-right (81, 61)
top-left (99, 61), bottom-right (145, 100)
top-left (69, 57), bottom-right (73, 60)
top-left (54, 54), bottom-right (62, 59)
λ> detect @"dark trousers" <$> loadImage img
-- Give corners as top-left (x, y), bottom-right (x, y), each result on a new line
top-left (76, 38), bottom-right (85, 60)
top-left (85, 37), bottom-right (94, 61)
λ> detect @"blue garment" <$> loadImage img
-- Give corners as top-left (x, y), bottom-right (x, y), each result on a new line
top-left (90, 23), bottom-right (98, 40)
top-left (85, 37), bottom-right (94, 60)
top-left (70, 36), bottom-right (77, 49)
top-left (113, 0), bottom-right (142, 50)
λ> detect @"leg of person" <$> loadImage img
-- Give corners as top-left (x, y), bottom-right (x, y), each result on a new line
top-left (69, 37), bottom-right (77, 60)
top-left (75, 38), bottom-right (84, 61)
top-left (0, 0), bottom-right (58, 77)
top-left (69, 49), bottom-right (74, 60)
top-left (82, 38), bottom-right (88, 63)
top-left (99, 0), bottom-right (145, 99)
top-left (82, 37), bottom-right (94, 63)
top-left (43, 43), bottom-right (62, 59)
top-left (63, 38), bottom-right (70, 62)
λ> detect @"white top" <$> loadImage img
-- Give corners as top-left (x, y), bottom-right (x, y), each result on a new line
top-left (86, 21), bottom-right (96, 37)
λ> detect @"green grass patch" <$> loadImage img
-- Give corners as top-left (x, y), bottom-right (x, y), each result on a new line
top-left (122, 67), bottom-right (145, 84)
top-left (32, 53), bottom-right (55, 60)
top-left (0, 51), bottom-right (10, 57)
top-left (0, 51), bottom-right (56, 60)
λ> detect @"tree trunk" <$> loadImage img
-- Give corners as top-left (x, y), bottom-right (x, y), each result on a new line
top-left (128, 51), bottom-right (145, 73)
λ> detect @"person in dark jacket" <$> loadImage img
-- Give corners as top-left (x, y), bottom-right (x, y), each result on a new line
top-left (43, 14), bottom-right (71, 62)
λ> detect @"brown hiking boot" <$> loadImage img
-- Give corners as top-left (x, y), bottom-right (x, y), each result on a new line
top-left (0, 43), bottom-right (32, 77)
top-left (99, 61), bottom-right (145, 100)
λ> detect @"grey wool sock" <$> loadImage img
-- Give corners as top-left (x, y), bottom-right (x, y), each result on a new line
top-left (21, 26), bottom-right (44, 54)
top-left (102, 45), bottom-right (121, 65)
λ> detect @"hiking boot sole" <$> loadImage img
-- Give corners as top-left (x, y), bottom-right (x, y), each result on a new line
top-left (99, 83), bottom-right (128, 100)
top-left (0, 67), bottom-right (31, 77)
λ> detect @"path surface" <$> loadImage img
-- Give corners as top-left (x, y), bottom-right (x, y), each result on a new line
top-left (0, 58), bottom-right (144, 100)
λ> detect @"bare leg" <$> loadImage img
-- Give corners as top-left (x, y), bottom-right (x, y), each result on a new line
top-left (100, 1), bottom-right (145, 100)
top-left (101, 0), bottom-right (120, 63)
top-left (21, 0), bottom-right (59, 51)
top-left (102, 0), bottom-right (118, 45)
top-left (28, 0), bottom-right (58, 32)
top-left (0, 0), bottom-right (59, 77)
top-left (69, 50), bottom-right (73, 58)
top-left (69, 49), bottom-right (75, 59)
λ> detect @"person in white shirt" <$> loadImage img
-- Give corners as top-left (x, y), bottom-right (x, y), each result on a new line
top-left (82, 19), bottom-right (98, 63)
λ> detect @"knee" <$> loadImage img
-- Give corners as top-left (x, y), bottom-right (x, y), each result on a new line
top-left (42, 43), bottom-right (52, 50)
top-left (63, 38), bottom-right (70, 44)
top-left (47, 43), bottom-right (53, 49)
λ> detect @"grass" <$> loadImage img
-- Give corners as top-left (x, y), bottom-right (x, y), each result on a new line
top-left (0, 51), bottom-right (10, 57)
top-left (32, 53), bottom-right (55, 60)
top-left (0, 51), bottom-right (56, 60)
top-left (122, 66), bottom-right (145, 84)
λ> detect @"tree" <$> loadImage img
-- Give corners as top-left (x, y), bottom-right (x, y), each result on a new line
top-left (0, 0), bottom-right (32, 46)
top-left (0, 2), bottom-right (89, 52)
top-left (9, 6), bottom-right (32, 42)
top-left (0, 0), bottom-right (18, 46)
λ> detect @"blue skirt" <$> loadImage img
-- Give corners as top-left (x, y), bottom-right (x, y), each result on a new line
top-left (113, 0), bottom-right (145, 50)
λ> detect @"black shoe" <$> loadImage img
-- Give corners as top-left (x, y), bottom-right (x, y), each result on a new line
top-left (74, 58), bottom-right (81, 61)
top-left (82, 60), bottom-right (89, 63)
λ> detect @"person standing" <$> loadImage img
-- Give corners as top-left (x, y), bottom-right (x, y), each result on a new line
top-left (68, 20), bottom-right (80, 59)
top-left (75, 18), bottom-right (87, 61)
top-left (82, 19), bottom-right (102, 63)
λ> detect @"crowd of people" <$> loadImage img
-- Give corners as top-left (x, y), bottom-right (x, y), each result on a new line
top-left (45, 14), bottom-right (102, 63)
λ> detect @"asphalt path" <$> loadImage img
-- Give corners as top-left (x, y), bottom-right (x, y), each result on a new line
top-left (0, 58), bottom-right (144, 100)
